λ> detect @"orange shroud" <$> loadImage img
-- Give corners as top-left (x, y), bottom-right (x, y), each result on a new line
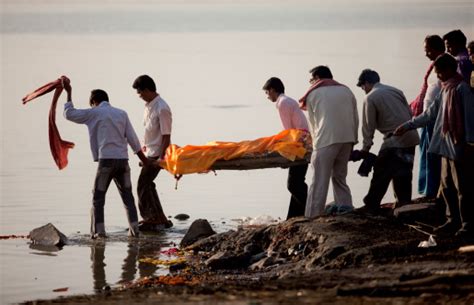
top-left (159, 129), bottom-right (309, 176)
top-left (22, 76), bottom-right (75, 170)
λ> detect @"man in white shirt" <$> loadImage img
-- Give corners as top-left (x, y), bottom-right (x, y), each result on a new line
top-left (132, 75), bottom-right (173, 230)
top-left (62, 79), bottom-right (148, 239)
top-left (262, 77), bottom-right (309, 219)
top-left (300, 66), bottom-right (359, 218)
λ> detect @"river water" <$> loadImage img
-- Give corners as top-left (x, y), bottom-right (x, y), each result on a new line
top-left (1, 0), bottom-right (473, 303)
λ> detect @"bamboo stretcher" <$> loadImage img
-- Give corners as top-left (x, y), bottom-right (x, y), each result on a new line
top-left (210, 150), bottom-right (311, 170)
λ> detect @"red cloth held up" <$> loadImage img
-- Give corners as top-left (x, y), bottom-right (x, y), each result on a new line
top-left (299, 79), bottom-right (348, 110)
top-left (409, 62), bottom-right (435, 117)
top-left (22, 76), bottom-right (75, 170)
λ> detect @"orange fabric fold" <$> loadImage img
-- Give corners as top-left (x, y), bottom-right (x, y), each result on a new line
top-left (159, 129), bottom-right (310, 175)
top-left (22, 77), bottom-right (75, 170)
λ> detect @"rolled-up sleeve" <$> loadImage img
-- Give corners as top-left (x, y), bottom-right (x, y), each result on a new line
top-left (362, 97), bottom-right (376, 152)
top-left (124, 115), bottom-right (142, 153)
top-left (159, 108), bottom-right (172, 135)
top-left (64, 101), bottom-right (91, 124)
top-left (277, 100), bottom-right (293, 130)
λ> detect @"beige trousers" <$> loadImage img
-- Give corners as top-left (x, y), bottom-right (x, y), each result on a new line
top-left (305, 143), bottom-right (353, 218)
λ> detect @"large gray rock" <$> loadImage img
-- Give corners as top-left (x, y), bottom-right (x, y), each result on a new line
top-left (29, 223), bottom-right (68, 247)
top-left (180, 219), bottom-right (216, 248)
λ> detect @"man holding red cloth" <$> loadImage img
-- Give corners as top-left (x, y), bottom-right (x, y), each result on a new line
top-left (62, 79), bottom-right (148, 239)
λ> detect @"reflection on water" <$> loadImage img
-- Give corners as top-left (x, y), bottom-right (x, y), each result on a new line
top-left (90, 238), bottom-right (164, 292)
top-left (29, 244), bottom-right (61, 256)
top-left (91, 244), bottom-right (107, 291)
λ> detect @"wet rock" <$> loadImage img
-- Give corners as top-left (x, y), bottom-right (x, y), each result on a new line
top-left (180, 219), bottom-right (216, 248)
top-left (174, 213), bottom-right (190, 221)
top-left (205, 251), bottom-right (252, 270)
top-left (29, 223), bottom-right (68, 247)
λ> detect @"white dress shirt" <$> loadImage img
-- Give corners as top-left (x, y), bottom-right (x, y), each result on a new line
top-left (64, 101), bottom-right (142, 161)
top-left (423, 69), bottom-right (441, 111)
top-left (143, 95), bottom-right (172, 158)
top-left (275, 94), bottom-right (309, 131)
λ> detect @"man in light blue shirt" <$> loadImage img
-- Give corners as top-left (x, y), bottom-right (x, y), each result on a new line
top-left (63, 79), bottom-right (149, 239)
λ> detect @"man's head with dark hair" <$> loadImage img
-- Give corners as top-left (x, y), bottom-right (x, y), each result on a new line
top-left (357, 69), bottom-right (380, 93)
top-left (133, 75), bottom-right (156, 91)
top-left (309, 65), bottom-right (333, 82)
top-left (262, 77), bottom-right (285, 94)
top-left (89, 89), bottom-right (109, 107)
top-left (262, 77), bottom-right (285, 102)
top-left (443, 29), bottom-right (467, 56)
top-left (357, 69), bottom-right (380, 94)
top-left (468, 41), bottom-right (474, 64)
top-left (133, 75), bottom-right (158, 103)
top-left (433, 53), bottom-right (458, 82)
top-left (424, 35), bottom-right (445, 61)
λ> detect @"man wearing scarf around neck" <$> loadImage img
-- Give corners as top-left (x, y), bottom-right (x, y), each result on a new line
top-left (410, 35), bottom-right (445, 201)
top-left (301, 66), bottom-right (359, 218)
top-left (395, 54), bottom-right (474, 240)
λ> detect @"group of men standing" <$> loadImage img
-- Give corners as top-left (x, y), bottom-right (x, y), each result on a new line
top-left (61, 29), bottom-right (473, 241)
top-left (265, 29), bottom-right (473, 240)
top-left (263, 66), bottom-right (418, 221)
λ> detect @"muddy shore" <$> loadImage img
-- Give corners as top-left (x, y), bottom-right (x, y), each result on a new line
top-left (24, 210), bottom-right (474, 305)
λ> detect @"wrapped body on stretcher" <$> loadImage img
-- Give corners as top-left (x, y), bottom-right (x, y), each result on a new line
top-left (159, 129), bottom-right (312, 176)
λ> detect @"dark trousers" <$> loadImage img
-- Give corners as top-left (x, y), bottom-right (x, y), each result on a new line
top-left (286, 164), bottom-right (308, 219)
top-left (137, 157), bottom-right (168, 223)
top-left (91, 159), bottom-right (138, 235)
top-left (440, 147), bottom-right (474, 231)
top-left (364, 147), bottom-right (415, 208)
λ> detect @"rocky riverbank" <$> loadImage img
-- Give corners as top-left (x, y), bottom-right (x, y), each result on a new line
top-left (24, 208), bottom-right (474, 305)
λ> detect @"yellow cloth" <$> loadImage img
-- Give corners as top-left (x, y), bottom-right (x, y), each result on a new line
top-left (159, 129), bottom-right (309, 175)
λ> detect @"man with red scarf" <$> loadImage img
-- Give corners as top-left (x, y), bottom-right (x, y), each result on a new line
top-left (301, 66), bottom-right (359, 218)
top-left (395, 54), bottom-right (474, 240)
top-left (409, 35), bottom-right (445, 201)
